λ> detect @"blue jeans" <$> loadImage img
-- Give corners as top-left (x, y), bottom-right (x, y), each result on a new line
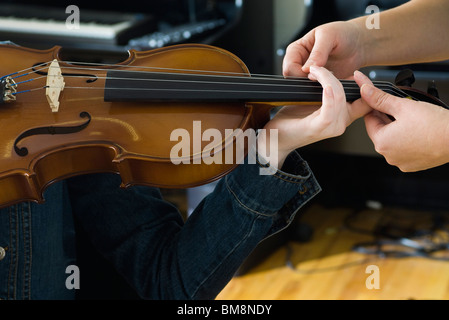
top-left (0, 151), bottom-right (320, 299)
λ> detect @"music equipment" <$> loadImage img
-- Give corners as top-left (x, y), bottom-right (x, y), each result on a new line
top-left (0, 3), bottom-right (155, 48)
top-left (0, 0), bottom-right (241, 60)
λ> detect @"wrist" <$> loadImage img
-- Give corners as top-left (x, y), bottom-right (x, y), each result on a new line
top-left (256, 131), bottom-right (290, 169)
top-left (349, 17), bottom-right (372, 68)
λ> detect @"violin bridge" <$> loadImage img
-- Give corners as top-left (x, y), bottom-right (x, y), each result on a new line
top-left (45, 59), bottom-right (65, 112)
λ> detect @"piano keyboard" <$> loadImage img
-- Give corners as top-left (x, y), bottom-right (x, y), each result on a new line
top-left (0, 16), bottom-right (137, 43)
top-left (0, 3), bottom-right (155, 46)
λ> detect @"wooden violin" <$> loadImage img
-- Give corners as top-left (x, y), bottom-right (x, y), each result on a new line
top-left (0, 42), bottom-right (447, 208)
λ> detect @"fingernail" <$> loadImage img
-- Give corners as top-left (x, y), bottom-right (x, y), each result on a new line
top-left (309, 65), bottom-right (318, 73)
top-left (308, 74), bottom-right (317, 81)
top-left (308, 66), bottom-right (318, 81)
top-left (362, 84), bottom-right (374, 97)
top-left (354, 70), bottom-right (367, 80)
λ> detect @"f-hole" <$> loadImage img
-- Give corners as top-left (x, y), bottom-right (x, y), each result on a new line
top-left (14, 112), bottom-right (92, 157)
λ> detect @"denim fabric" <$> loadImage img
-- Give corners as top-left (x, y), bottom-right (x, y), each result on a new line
top-left (0, 151), bottom-right (320, 300)
top-left (0, 181), bottom-right (76, 300)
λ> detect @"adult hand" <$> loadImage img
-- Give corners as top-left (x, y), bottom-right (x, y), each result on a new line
top-left (359, 73), bottom-right (449, 172)
top-left (259, 67), bottom-right (372, 169)
top-left (283, 21), bottom-right (365, 79)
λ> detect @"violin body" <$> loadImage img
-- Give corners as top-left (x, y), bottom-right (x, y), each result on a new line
top-left (0, 43), bottom-right (274, 208)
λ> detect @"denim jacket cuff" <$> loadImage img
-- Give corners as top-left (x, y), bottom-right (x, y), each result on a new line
top-left (225, 150), bottom-right (321, 220)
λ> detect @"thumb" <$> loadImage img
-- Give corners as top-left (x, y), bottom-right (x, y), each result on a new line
top-left (360, 84), bottom-right (401, 116)
top-left (364, 110), bottom-right (390, 143)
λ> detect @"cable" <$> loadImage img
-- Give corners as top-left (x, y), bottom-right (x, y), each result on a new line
top-left (285, 206), bottom-right (449, 273)
top-left (285, 242), bottom-right (378, 274)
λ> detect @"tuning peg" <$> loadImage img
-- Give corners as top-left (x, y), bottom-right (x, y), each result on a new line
top-left (427, 80), bottom-right (440, 99)
top-left (395, 69), bottom-right (415, 87)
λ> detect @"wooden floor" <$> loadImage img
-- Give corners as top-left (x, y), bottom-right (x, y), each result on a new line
top-left (216, 204), bottom-right (449, 300)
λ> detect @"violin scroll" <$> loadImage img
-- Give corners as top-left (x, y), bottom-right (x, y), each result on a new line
top-left (394, 68), bottom-right (448, 109)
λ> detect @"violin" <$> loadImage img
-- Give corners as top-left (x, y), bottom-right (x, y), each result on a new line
top-left (0, 42), bottom-right (447, 208)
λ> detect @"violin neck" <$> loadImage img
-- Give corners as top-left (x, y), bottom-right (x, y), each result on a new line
top-left (103, 70), bottom-right (402, 104)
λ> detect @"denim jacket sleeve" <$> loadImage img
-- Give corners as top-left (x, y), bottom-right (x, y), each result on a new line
top-left (67, 150), bottom-right (320, 300)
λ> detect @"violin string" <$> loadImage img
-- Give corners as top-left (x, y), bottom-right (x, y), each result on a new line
top-left (41, 62), bottom-right (399, 88)
top-left (13, 86), bottom-right (48, 95)
top-left (7, 62), bottom-right (410, 100)
top-left (2, 59), bottom-right (395, 91)
top-left (53, 60), bottom-right (405, 96)
top-left (3, 59), bottom-right (402, 94)
top-left (7, 71), bottom-right (343, 92)
top-left (12, 84), bottom-right (402, 101)
top-left (13, 76), bottom-right (46, 85)
top-left (11, 80), bottom-right (406, 100)
top-left (57, 65), bottom-right (399, 95)
top-left (53, 73), bottom-right (375, 92)
top-left (4, 61), bottom-right (288, 83)
top-left (62, 66), bottom-right (408, 99)
top-left (12, 68), bottom-right (398, 95)
top-left (58, 62), bottom-right (406, 99)
top-left (12, 64), bottom-right (50, 80)
top-left (23, 69), bottom-right (402, 95)
top-left (60, 60), bottom-right (291, 80)
top-left (2, 61), bottom-right (52, 80)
